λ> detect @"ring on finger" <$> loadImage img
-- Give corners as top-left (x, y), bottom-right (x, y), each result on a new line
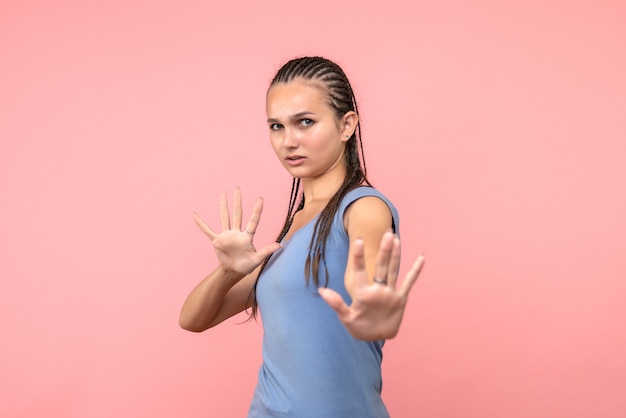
top-left (373, 277), bottom-right (387, 285)
top-left (245, 230), bottom-right (254, 235)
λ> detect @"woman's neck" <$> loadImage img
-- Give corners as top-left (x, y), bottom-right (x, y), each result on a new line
top-left (300, 165), bottom-right (347, 206)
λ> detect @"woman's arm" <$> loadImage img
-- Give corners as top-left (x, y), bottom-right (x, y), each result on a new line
top-left (342, 196), bottom-right (394, 295)
top-left (179, 265), bottom-right (259, 332)
top-left (179, 188), bottom-right (281, 332)
top-left (318, 196), bottom-right (425, 341)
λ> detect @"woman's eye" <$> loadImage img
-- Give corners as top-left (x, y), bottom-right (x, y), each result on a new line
top-left (300, 119), bottom-right (314, 127)
top-left (269, 123), bottom-right (282, 131)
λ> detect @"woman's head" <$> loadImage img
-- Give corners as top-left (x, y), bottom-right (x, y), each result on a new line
top-left (267, 56), bottom-right (367, 184)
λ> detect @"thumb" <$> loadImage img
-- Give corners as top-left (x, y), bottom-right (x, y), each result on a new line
top-left (318, 288), bottom-right (350, 317)
top-left (256, 242), bottom-right (282, 260)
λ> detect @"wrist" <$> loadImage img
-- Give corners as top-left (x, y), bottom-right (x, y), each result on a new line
top-left (216, 264), bottom-right (246, 285)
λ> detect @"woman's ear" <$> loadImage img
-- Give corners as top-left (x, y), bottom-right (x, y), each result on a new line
top-left (341, 111), bottom-right (358, 141)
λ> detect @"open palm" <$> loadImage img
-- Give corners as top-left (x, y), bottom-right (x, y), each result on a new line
top-left (193, 187), bottom-right (281, 275)
top-left (318, 233), bottom-right (425, 341)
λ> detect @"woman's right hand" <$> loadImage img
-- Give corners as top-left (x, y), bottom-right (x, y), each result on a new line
top-left (193, 187), bottom-right (281, 277)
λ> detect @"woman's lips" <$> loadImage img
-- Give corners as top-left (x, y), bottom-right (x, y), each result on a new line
top-left (285, 156), bottom-right (305, 166)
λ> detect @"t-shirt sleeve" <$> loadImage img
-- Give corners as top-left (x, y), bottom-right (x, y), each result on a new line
top-left (338, 186), bottom-right (400, 238)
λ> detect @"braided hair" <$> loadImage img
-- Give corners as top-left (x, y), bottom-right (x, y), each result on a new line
top-left (249, 56), bottom-right (371, 318)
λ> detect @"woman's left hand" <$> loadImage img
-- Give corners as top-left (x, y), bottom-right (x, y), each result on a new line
top-left (318, 232), bottom-right (425, 341)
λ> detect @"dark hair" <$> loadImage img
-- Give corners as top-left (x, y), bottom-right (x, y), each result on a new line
top-left (249, 56), bottom-right (371, 317)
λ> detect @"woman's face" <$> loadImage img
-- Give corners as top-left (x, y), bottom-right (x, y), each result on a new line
top-left (266, 79), bottom-right (351, 181)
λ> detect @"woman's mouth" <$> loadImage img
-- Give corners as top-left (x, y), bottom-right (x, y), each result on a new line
top-left (285, 155), bottom-right (305, 166)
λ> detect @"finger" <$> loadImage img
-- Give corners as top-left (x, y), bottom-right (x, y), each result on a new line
top-left (318, 287), bottom-right (351, 318)
top-left (386, 236), bottom-right (401, 288)
top-left (351, 238), bottom-right (369, 289)
top-left (399, 254), bottom-right (425, 296)
top-left (244, 197), bottom-right (264, 236)
top-left (192, 212), bottom-right (217, 240)
top-left (220, 191), bottom-right (230, 230)
top-left (254, 242), bottom-right (282, 261)
top-left (233, 187), bottom-right (243, 231)
top-left (373, 232), bottom-right (394, 285)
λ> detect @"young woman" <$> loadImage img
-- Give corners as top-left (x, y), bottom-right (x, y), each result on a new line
top-left (179, 56), bottom-right (425, 417)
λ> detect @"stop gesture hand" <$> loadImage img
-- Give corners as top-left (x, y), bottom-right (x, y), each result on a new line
top-left (193, 187), bottom-right (281, 276)
top-left (318, 232), bottom-right (425, 341)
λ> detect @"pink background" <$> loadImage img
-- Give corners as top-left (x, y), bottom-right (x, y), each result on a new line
top-left (1, 1), bottom-right (625, 417)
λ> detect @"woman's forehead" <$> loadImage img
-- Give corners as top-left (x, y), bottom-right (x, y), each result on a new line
top-left (266, 79), bottom-right (330, 116)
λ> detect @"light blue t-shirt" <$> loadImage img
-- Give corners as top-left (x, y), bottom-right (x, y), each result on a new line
top-left (248, 187), bottom-right (399, 418)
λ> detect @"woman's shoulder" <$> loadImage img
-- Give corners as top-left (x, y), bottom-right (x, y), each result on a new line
top-left (340, 185), bottom-right (400, 233)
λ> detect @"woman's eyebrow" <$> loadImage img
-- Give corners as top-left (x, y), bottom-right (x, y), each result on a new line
top-left (267, 111), bottom-right (317, 124)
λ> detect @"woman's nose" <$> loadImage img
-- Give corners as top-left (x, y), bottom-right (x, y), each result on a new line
top-left (282, 128), bottom-right (298, 148)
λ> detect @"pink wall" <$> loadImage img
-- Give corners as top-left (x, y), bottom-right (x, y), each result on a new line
top-left (1, 1), bottom-right (624, 417)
